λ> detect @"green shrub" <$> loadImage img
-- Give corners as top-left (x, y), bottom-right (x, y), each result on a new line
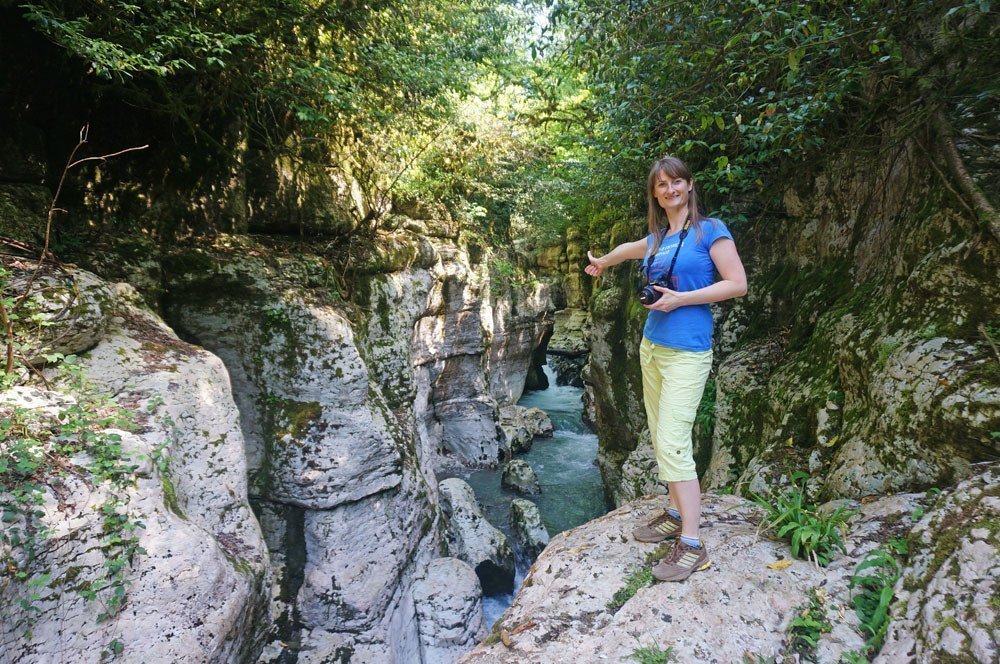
top-left (787, 588), bottom-right (831, 659)
top-left (754, 472), bottom-right (852, 566)
top-left (1, 355), bottom-right (143, 635)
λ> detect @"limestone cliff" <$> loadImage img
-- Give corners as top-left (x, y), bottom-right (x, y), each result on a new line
top-left (1, 216), bottom-right (553, 663)
top-left (159, 225), bottom-right (551, 660)
top-left (1, 282), bottom-right (270, 662)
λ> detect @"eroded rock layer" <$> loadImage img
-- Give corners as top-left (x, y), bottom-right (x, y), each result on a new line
top-left (2, 222), bottom-right (554, 663)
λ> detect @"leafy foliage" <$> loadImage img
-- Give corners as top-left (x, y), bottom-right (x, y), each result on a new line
top-left (21, 1), bottom-right (257, 81)
top-left (14, 0), bottom-right (539, 244)
top-left (694, 377), bottom-right (716, 436)
top-left (848, 548), bottom-right (901, 659)
top-left (628, 641), bottom-right (674, 664)
top-left (1, 356), bottom-right (143, 635)
top-left (19, 0), bottom-right (514, 128)
top-left (607, 565), bottom-right (654, 612)
top-left (545, 0), bottom-right (999, 221)
top-left (754, 472), bottom-right (853, 566)
top-left (787, 588), bottom-right (832, 659)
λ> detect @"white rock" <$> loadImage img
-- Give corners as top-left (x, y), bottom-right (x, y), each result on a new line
top-left (14, 268), bottom-right (114, 365)
top-left (438, 478), bottom-right (515, 594)
top-left (0, 293), bottom-right (269, 663)
top-left (877, 466), bottom-right (1000, 663)
top-left (510, 499), bottom-right (550, 561)
top-left (500, 404), bottom-right (554, 454)
top-left (412, 558), bottom-right (486, 664)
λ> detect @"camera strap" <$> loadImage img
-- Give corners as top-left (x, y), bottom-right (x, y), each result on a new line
top-left (642, 218), bottom-right (691, 286)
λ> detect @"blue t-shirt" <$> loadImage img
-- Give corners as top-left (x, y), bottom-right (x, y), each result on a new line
top-left (641, 218), bottom-right (733, 352)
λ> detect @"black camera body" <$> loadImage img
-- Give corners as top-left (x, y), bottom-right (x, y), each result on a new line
top-left (638, 280), bottom-right (667, 305)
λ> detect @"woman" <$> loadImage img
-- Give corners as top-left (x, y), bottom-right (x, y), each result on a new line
top-left (584, 156), bottom-right (747, 582)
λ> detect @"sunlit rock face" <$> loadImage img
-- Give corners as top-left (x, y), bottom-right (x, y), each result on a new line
top-left (547, 307), bottom-right (590, 387)
top-left (364, 232), bottom-right (554, 467)
top-left (2, 218), bottom-right (553, 662)
top-left (700, 148), bottom-right (1000, 501)
top-left (5, 267), bottom-right (116, 366)
top-left (1, 285), bottom-right (269, 663)
top-left (162, 249), bottom-right (436, 661)
top-left (499, 404), bottom-right (553, 455)
top-left (412, 557), bottom-right (487, 664)
top-left (509, 498), bottom-right (549, 561)
top-left (157, 227), bottom-right (551, 661)
top-left (501, 459), bottom-right (541, 496)
top-left (459, 467), bottom-right (997, 663)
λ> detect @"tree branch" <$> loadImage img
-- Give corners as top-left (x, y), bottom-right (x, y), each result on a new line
top-left (933, 111), bottom-right (1000, 243)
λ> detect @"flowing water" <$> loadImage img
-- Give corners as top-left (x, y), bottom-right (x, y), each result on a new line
top-left (446, 360), bottom-right (611, 627)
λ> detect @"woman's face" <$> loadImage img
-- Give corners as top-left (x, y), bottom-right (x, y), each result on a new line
top-left (653, 171), bottom-right (692, 213)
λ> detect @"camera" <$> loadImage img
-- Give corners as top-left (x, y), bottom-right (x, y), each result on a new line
top-left (638, 280), bottom-right (667, 305)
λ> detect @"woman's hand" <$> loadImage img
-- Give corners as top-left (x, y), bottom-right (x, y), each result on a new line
top-left (584, 250), bottom-right (608, 277)
top-left (644, 286), bottom-right (686, 313)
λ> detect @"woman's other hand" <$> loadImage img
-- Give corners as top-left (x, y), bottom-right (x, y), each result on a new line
top-left (644, 285), bottom-right (686, 313)
top-left (585, 250), bottom-right (607, 277)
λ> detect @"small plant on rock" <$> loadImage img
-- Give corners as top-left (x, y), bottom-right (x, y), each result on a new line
top-left (607, 566), bottom-right (653, 612)
top-left (628, 641), bottom-right (674, 664)
top-left (847, 548), bottom-right (900, 659)
top-left (840, 650), bottom-right (869, 664)
top-left (754, 472), bottom-right (852, 566)
top-left (787, 588), bottom-right (831, 660)
top-left (1, 356), bottom-right (144, 635)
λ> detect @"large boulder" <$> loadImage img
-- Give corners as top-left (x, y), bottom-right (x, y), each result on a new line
top-left (457, 477), bottom-right (986, 663)
top-left (500, 404), bottom-right (554, 455)
top-left (438, 478), bottom-right (515, 594)
top-left (510, 498), bottom-right (550, 561)
top-left (1, 262), bottom-right (115, 366)
top-left (0, 285), bottom-right (269, 663)
top-left (502, 460), bottom-right (542, 496)
top-left (412, 557), bottom-right (487, 664)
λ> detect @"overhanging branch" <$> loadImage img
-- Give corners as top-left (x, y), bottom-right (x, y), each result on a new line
top-left (933, 112), bottom-right (1000, 243)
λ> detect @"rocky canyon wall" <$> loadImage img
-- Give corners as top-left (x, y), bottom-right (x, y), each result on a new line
top-left (539, 135), bottom-right (998, 505)
top-left (1, 193), bottom-right (553, 662)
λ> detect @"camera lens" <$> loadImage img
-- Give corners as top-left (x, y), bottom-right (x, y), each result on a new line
top-left (639, 284), bottom-right (661, 305)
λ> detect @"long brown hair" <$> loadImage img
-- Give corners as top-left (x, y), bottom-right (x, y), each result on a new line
top-left (645, 156), bottom-right (705, 257)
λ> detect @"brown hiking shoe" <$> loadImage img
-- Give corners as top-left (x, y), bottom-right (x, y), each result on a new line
top-left (651, 539), bottom-right (711, 582)
top-left (632, 510), bottom-right (682, 543)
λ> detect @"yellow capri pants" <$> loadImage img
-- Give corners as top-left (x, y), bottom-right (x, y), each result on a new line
top-left (639, 336), bottom-right (713, 483)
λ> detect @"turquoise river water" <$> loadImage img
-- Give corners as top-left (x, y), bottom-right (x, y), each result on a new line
top-left (443, 361), bottom-right (611, 627)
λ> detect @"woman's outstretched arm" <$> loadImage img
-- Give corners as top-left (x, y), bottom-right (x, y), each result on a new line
top-left (584, 238), bottom-right (649, 277)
